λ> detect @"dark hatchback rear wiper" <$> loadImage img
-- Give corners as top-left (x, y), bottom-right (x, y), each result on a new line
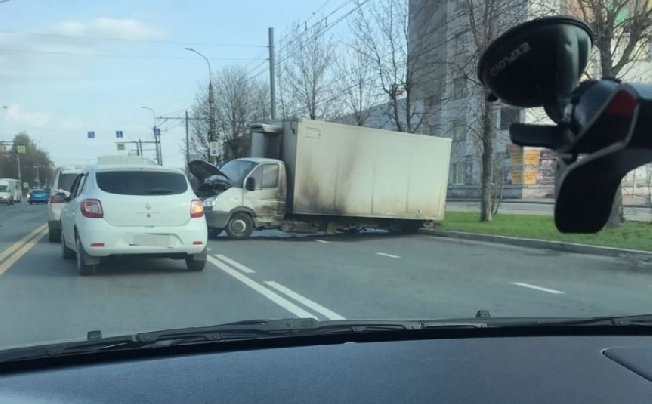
top-left (145, 189), bottom-right (175, 195)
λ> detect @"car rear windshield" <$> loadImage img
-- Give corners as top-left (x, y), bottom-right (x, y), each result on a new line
top-left (96, 171), bottom-right (188, 196)
top-left (31, 189), bottom-right (44, 193)
top-left (56, 173), bottom-right (79, 192)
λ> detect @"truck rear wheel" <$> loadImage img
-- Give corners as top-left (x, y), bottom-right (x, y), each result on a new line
top-left (225, 213), bottom-right (254, 240)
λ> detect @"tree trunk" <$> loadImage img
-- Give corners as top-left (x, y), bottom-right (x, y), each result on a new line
top-left (605, 184), bottom-right (625, 228)
top-left (480, 97), bottom-right (494, 222)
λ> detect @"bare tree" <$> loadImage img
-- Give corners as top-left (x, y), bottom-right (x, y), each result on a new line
top-left (351, 0), bottom-right (435, 133)
top-left (565, 0), bottom-right (652, 227)
top-left (333, 41), bottom-right (381, 126)
top-left (188, 66), bottom-right (270, 163)
top-left (281, 20), bottom-right (337, 120)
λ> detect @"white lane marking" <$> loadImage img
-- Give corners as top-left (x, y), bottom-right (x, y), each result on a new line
top-left (511, 282), bottom-right (565, 295)
top-left (213, 254), bottom-right (255, 274)
top-left (265, 281), bottom-right (346, 320)
top-left (207, 247), bottom-right (212, 251)
top-left (316, 239), bottom-right (330, 244)
top-left (375, 252), bottom-right (401, 259)
top-left (207, 256), bottom-right (317, 319)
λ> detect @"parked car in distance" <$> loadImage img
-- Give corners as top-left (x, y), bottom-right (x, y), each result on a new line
top-left (47, 167), bottom-right (83, 242)
top-left (28, 189), bottom-right (49, 205)
top-left (59, 160), bottom-right (208, 276)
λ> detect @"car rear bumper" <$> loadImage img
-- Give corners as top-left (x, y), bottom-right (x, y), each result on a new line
top-left (78, 219), bottom-right (208, 257)
top-left (48, 203), bottom-right (65, 222)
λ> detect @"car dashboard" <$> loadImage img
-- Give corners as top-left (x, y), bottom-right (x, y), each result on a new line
top-left (0, 335), bottom-right (651, 403)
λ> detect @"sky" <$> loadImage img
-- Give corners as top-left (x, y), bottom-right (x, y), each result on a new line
top-left (0, 0), bottom-right (351, 170)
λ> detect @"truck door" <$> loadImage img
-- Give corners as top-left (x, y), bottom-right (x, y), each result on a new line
top-left (243, 163), bottom-right (285, 225)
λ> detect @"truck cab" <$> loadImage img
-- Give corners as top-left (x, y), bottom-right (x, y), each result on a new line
top-left (189, 158), bottom-right (287, 239)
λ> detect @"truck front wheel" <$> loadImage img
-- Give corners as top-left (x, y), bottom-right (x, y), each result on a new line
top-left (225, 213), bottom-right (254, 240)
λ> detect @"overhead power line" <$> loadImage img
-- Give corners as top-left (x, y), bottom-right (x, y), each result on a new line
top-left (0, 30), bottom-right (267, 48)
top-left (0, 47), bottom-right (266, 61)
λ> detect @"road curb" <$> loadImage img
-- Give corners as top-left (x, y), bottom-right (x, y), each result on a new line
top-left (419, 228), bottom-right (652, 262)
top-left (446, 199), bottom-right (650, 208)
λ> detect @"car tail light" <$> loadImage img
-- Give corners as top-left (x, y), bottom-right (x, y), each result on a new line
top-left (80, 199), bottom-right (104, 218)
top-left (50, 194), bottom-right (65, 203)
top-left (191, 199), bottom-right (204, 218)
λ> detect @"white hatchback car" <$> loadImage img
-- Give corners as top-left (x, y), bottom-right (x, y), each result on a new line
top-left (58, 161), bottom-right (208, 275)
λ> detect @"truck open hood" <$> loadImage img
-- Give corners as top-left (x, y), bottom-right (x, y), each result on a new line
top-left (188, 160), bottom-right (229, 182)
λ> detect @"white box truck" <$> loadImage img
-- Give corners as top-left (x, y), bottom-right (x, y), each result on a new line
top-left (190, 118), bottom-right (451, 239)
top-left (0, 178), bottom-right (22, 205)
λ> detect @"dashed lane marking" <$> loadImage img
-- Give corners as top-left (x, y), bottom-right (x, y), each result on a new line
top-left (511, 282), bottom-right (565, 294)
top-left (375, 252), bottom-right (401, 259)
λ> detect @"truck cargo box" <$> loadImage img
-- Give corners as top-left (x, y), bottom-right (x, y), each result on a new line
top-left (250, 118), bottom-right (451, 222)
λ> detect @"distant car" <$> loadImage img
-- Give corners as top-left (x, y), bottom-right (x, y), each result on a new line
top-left (28, 189), bottom-right (49, 205)
top-left (59, 161), bottom-right (208, 276)
top-left (47, 167), bottom-right (83, 242)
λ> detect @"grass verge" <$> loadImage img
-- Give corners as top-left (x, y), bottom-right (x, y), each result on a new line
top-left (440, 211), bottom-right (652, 251)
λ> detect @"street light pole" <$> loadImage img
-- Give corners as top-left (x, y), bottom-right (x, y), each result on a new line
top-left (185, 47), bottom-right (216, 164)
top-left (141, 106), bottom-right (162, 165)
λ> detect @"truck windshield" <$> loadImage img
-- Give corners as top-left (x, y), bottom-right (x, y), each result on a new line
top-left (0, 185), bottom-right (7, 192)
top-left (217, 160), bottom-right (258, 187)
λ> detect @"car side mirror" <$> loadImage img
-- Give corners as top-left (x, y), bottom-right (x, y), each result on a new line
top-left (245, 177), bottom-right (255, 191)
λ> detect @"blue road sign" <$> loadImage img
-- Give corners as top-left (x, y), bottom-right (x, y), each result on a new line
top-left (87, 131), bottom-right (95, 139)
top-left (116, 130), bottom-right (123, 138)
top-left (154, 127), bottom-right (161, 137)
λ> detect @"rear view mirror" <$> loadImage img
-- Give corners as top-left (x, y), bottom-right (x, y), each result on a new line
top-left (477, 16), bottom-right (593, 122)
top-left (245, 177), bottom-right (255, 191)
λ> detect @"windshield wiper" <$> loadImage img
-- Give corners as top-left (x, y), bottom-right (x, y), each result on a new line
top-left (507, 314), bottom-right (652, 327)
top-left (137, 317), bottom-right (491, 343)
top-left (13, 314), bottom-right (651, 363)
top-left (0, 318), bottom-right (487, 362)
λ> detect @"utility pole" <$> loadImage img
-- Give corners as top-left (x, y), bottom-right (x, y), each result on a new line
top-left (185, 110), bottom-right (190, 175)
top-left (156, 114), bottom-right (213, 165)
top-left (185, 47), bottom-right (216, 164)
top-left (208, 82), bottom-right (216, 163)
top-left (269, 27), bottom-right (276, 120)
top-left (15, 149), bottom-right (22, 189)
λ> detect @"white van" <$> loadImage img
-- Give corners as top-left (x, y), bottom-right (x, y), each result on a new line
top-left (0, 178), bottom-right (21, 205)
top-left (47, 168), bottom-right (83, 242)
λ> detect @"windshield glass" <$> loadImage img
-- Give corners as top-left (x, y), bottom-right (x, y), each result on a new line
top-left (216, 160), bottom-right (258, 186)
top-left (1, 1), bottom-right (652, 356)
top-left (56, 173), bottom-right (80, 193)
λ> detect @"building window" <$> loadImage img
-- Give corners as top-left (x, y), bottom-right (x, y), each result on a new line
top-left (500, 107), bottom-right (521, 130)
top-left (450, 162), bottom-right (464, 185)
top-left (453, 124), bottom-right (466, 141)
top-left (453, 77), bottom-right (467, 99)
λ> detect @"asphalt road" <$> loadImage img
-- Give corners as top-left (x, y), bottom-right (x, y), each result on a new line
top-left (1, 202), bottom-right (651, 349)
top-left (447, 201), bottom-right (652, 222)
